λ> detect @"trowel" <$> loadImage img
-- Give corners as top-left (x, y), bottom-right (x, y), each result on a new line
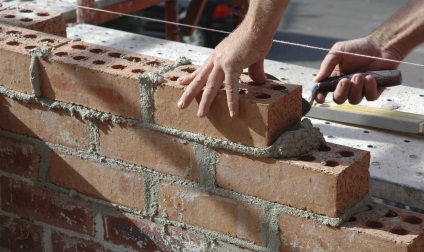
top-left (262, 70), bottom-right (402, 116)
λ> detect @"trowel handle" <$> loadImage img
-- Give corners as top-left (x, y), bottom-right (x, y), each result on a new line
top-left (317, 70), bottom-right (402, 92)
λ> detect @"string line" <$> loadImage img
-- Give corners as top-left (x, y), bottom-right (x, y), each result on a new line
top-left (51, 3), bottom-right (424, 67)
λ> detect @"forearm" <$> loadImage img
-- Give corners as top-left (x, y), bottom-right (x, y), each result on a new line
top-left (368, 0), bottom-right (424, 60)
top-left (238, 0), bottom-right (290, 47)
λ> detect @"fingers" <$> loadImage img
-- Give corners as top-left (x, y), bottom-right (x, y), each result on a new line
top-left (363, 75), bottom-right (380, 101)
top-left (224, 71), bottom-right (241, 117)
top-left (315, 49), bottom-right (342, 82)
top-left (248, 60), bottom-right (267, 83)
top-left (332, 78), bottom-right (351, 104)
top-left (347, 74), bottom-right (364, 105)
top-left (197, 68), bottom-right (225, 117)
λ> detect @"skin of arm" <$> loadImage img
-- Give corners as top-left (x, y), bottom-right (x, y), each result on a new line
top-left (177, 0), bottom-right (290, 117)
top-left (315, 0), bottom-right (424, 104)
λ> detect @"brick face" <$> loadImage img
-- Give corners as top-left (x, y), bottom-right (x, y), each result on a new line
top-left (39, 41), bottom-right (168, 119)
top-left (0, 6), bottom-right (66, 36)
top-left (51, 231), bottom-right (114, 252)
top-left (0, 135), bottom-right (40, 179)
top-left (98, 121), bottom-right (199, 180)
top-left (0, 215), bottom-right (43, 251)
top-left (48, 150), bottom-right (145, 210)
top-left (0, 35), bottom-right (49, 94)
top-left (278, 203), bottom-right (424, 252)
top-left (158, 182), bottom-right (262, 245)
top-left (103, 214), bottom-right (208, 251)
top-left (0, 176), bottom-right (95, 236)
top-left (0, 95), bottom-right (91, 149)
top-left (154, 68), bottom-right (302, 148)
top-left (216, 143), bottom-right (370, 218)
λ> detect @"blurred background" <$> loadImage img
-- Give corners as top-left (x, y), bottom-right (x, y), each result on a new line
top-left (102, 0), bottom-right (423, 89)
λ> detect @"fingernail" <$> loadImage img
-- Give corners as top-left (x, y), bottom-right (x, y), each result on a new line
top-left (230, 111), bottom-right (235, 118)
top-left (177, 76), bottom-right (185, 83)
top-left (177, 99), bottom-right (184, 109)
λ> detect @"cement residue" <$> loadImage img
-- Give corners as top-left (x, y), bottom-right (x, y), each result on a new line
top-left (139, 72), bottom-right (165, 123)
top-left (29, 48), bottom-right (50, 97)
top-left (269, 119), bottom-right (325, 158)
top-left (158, 56), bottom-right (192, 74)
top-left (193, 144), bottom-right (217, 188)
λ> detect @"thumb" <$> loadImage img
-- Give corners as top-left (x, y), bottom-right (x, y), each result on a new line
top-left (315, 51), bottom-right (342, 82)
top-left (248, 60), bottom-right (267, 83)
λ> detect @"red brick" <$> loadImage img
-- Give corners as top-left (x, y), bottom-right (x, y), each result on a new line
top-left (98, 121), bottom-right (198, 180)
top-left (0, 23), bottom-right (69, 47)
top-left (0, 34), bottom-right (50, 94)
top-left (216, 143), bottom-right (370, 218)
top-left (0, 176), bottom-right (95, 236)
top-left (0, 6), bottom-right (66, 36)
top-left (154, 66), bottom-right (302, 148)
top-left (48, 150), bottom-right (145, 210)
top-left (279, 203), bottom-right (424, 252)
top-left (158, 182), bottom-right (262, 245)
top-left (0, 214), bottom-right (43, 251)
top-left (39, 41), bottom-right (172, 119)
top-left (103, 214), bottom-right (208, 251)
top-left (51, 231), bottom-right (114, 252)
top-left (0, 95), bottom-right (91, 149)
top-left (0, 135), bottom-right (40, 179)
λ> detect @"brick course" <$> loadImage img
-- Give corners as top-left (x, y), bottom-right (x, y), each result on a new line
top-left (158, 182), bottom-right (263, 245)
top-left (48, 150), bottom-right (145, 210)
top-left (0, 215), bottom-right (43, 251)
top-left (0, 95), bottom-right (91, 149)
top-left (98, 121), bottom-right (199, 181)
top-left (216, 143), bottom-right (370, 217)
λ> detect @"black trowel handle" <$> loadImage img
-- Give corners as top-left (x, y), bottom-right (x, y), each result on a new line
top-left (317, 70), bottom-right (402, 92)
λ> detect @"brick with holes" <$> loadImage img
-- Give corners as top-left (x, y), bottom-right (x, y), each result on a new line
top-left (0, 5), bottom-right (66, 37)
top-left (0, 33), bottom-right (51, 94)
top-left (216, 142), bottom-right (370, 218)
top-left (39, 40), bottom-right (172, 119)
top-left (279, 202), bottom-right (424, 251)
top-left (154, 66), bottom-right (303, 148)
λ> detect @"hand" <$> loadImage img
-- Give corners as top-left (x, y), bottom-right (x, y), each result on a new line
top-left (314, 37), bottom-right (400, 104)
top-left (176, 23), bottom-right (272, 117)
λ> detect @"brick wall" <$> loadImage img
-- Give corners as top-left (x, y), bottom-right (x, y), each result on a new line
top-left (1, 7), bottom-right (424, 252)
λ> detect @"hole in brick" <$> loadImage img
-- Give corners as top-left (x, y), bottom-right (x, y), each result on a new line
top-left (270, 85), bottom-right (287, 91)
top-left (73, 56), bottom-right (87, 61)
top-left (36, 12), bottom-right (50, 17)
top-left (403, 216), bottom-right (423, 225)
top-left (20, 18), bottom-right (33, 22)
top-left (25, 45), bottom-right (37, 50)
top-left (239, 89), bottom-right (248, 95)
top-left (108, 52), bottom-right (121, 58)
top-left (324, 160), bottom-right (339, 167)
top-left (6, 30), bottom-right (21, 35)
top-left (126, 56), bottom-right (141, 62)
top-left (404, 140), bottom-right (410, 143)
top-left (132, 69), bottom-right (145, 74)
top-left (348, 216), bottom-right (357, 222)
top-left (298, 155), bottom-right (315, 162)
top-left (40, 39), bottom-right (54, 43)
top-left (167, 76), bottom-right (179, 81)
top-left (111, 65), bottom-right (126, 70)
top-left (89, 48), bottom-right (104, 54)
top-left (20, 9), bottom-right (33, 13)
top-left (6, 41), bottom-right (19, 46)
top-left (72, 45), bottom-right (86, 50)
top-left (93, 60), bottom-right (105, 65)
top-left (55, 52), bottom-right (68, 57)
top-left (181, 67), bottom-right (196, 73)
top-left (146, 60), bottom-right (161, 66)
top-left (318, 145), bottom-right (331, 152)
top-left (338, 151), bottom-right (354, 157)
top-left (390, 228), bottom-right (409, 235)
top-left (4, 15), bottom-right (16, 18)
top-left (256, 93), bottom-right (271, 99)
top-left (385, 210), bottom-right (398, 218)
top-left (23, 34), bottom-right (37, 39)
top-left (366, 221), bottom-right (384, 229)
top-left (363, 130), bottom-right (370, 133)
